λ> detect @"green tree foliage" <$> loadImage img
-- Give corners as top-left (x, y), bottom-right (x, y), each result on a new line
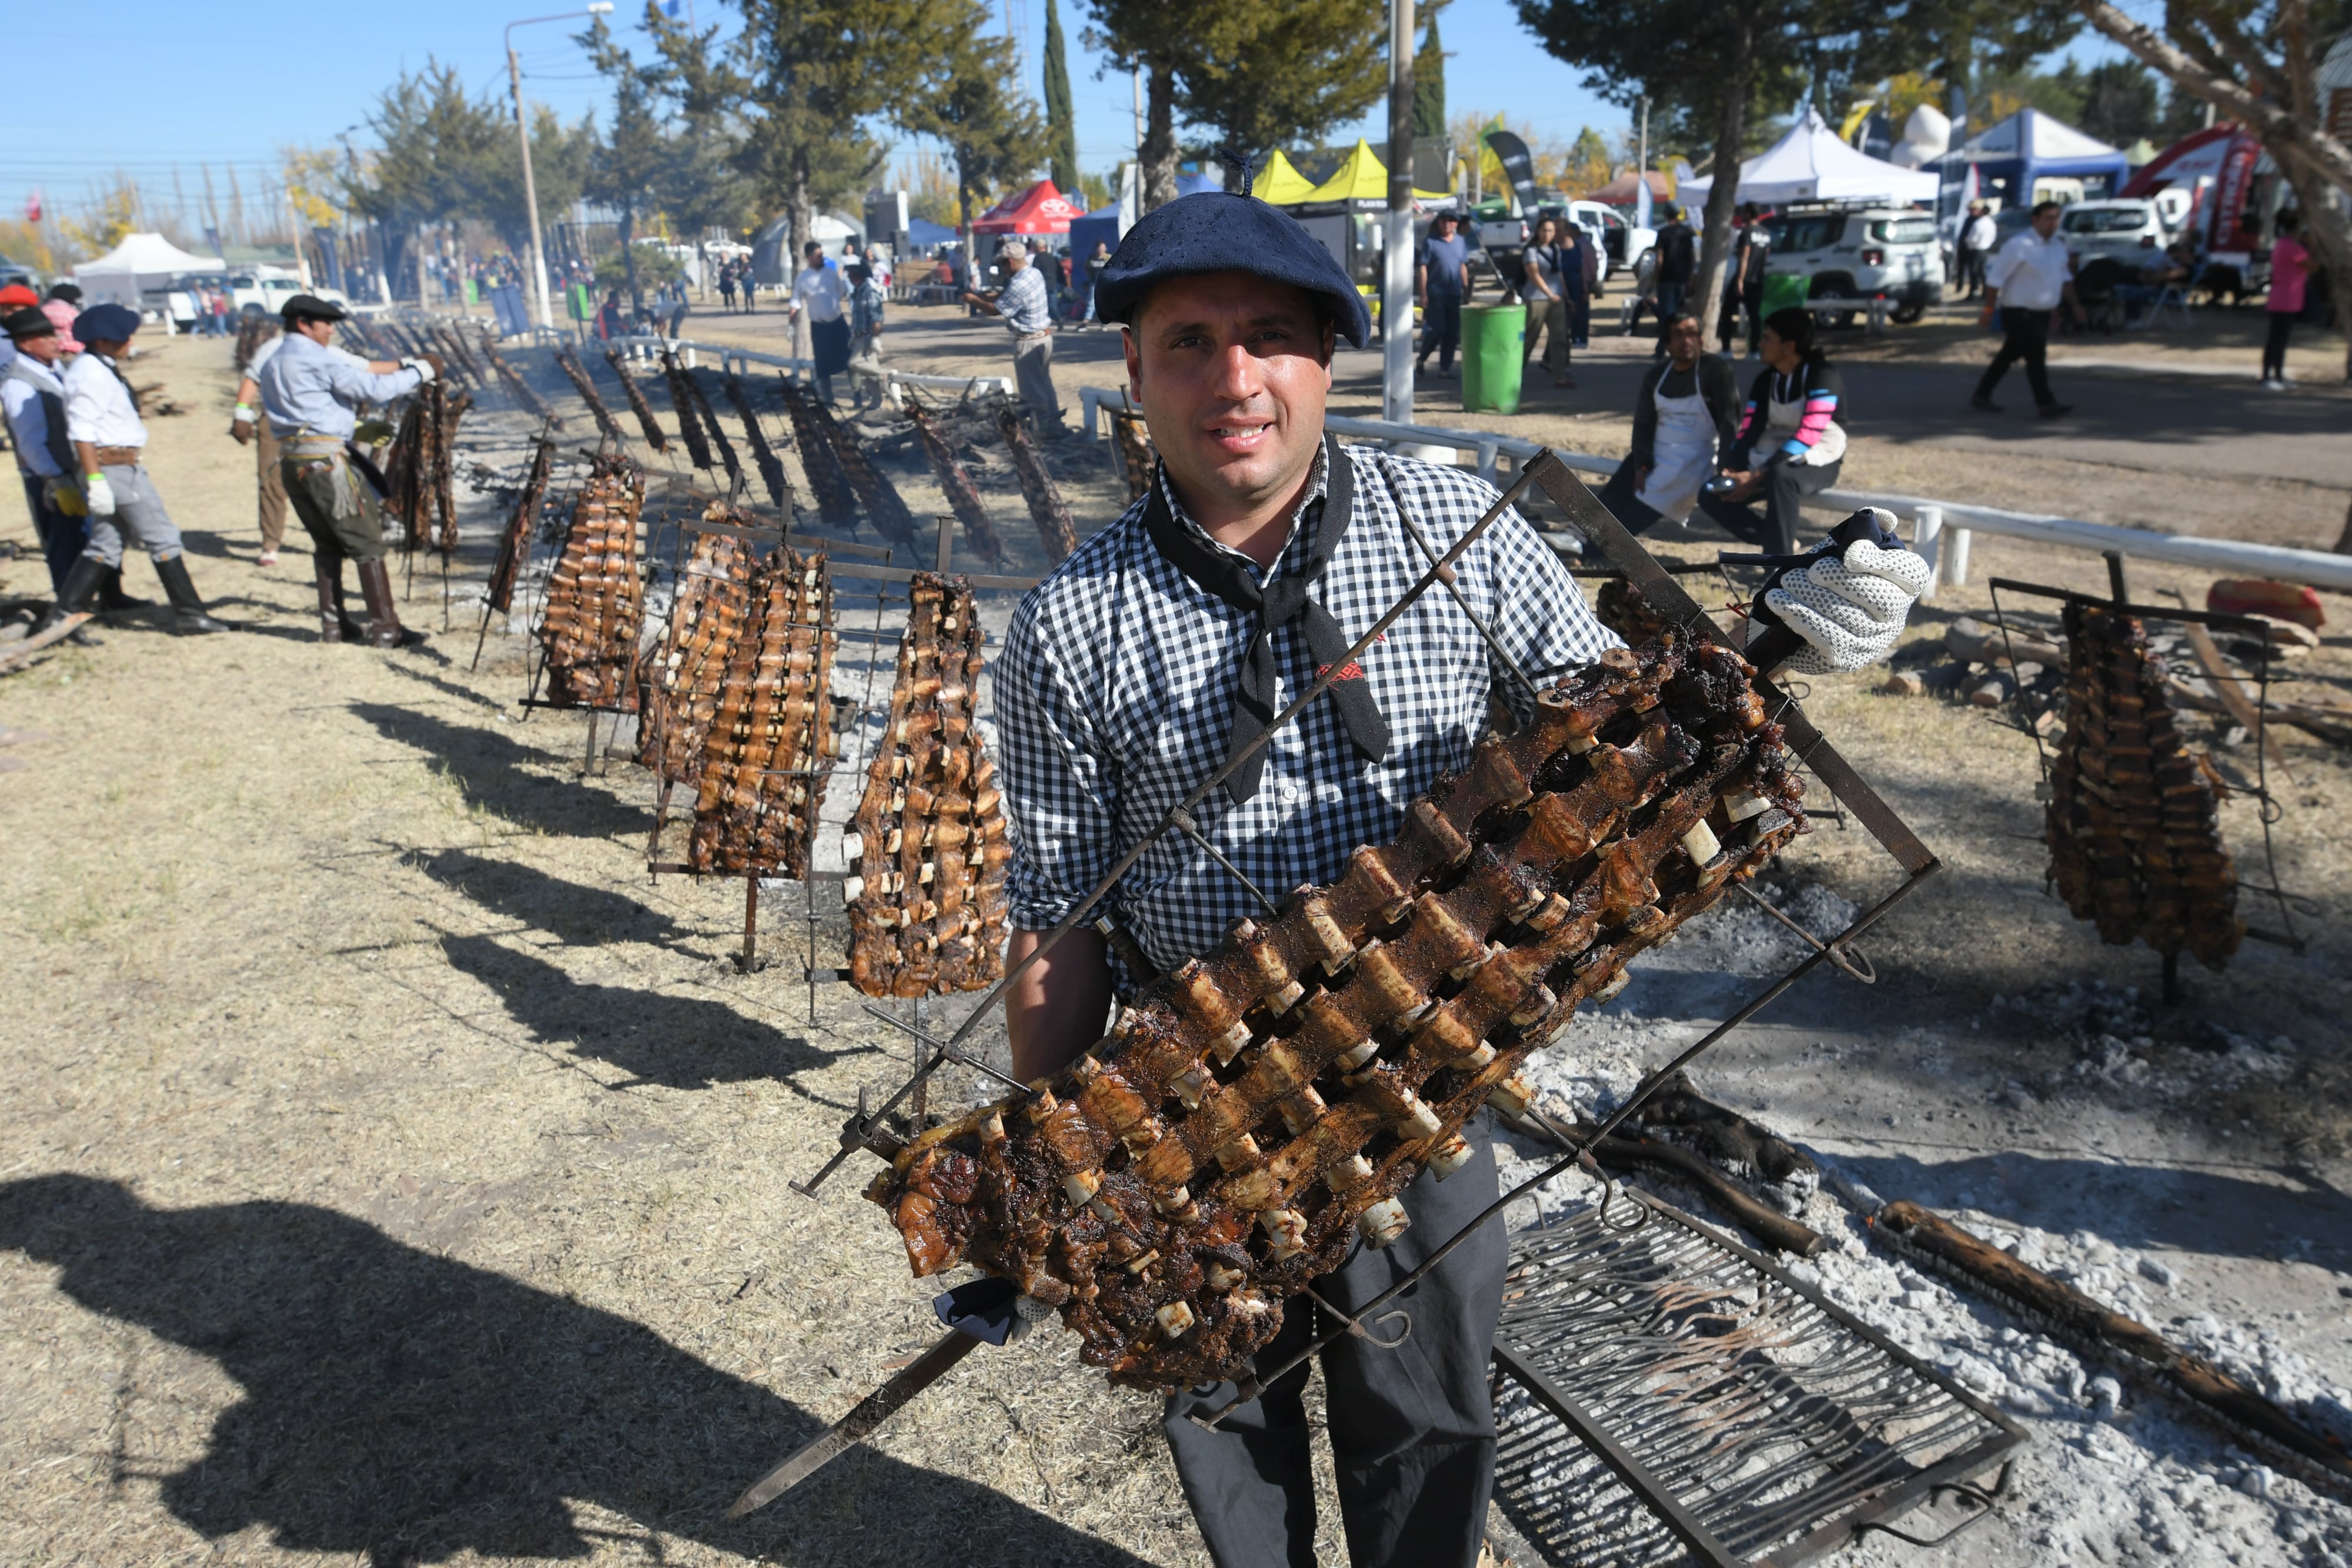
top-left (1414, 18), bottom-right (1446, 141)
top-left (584, 19), bottom-right (674, 307)
top-left (1044, 0), bottom-right (1083, 192)
top-left (730, 0), bottom-right (926, 268)
top-left (643, 6), bottom-right (753, 250)
top-left (897, 0), bottom-right (1045, 266)
top-left (1515, 0), bottom-right (2065, 346)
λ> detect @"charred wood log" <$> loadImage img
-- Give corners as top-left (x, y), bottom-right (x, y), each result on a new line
top-left (845, 575), bottom-right (1011, 996)
top-left (870, 635), bottom-right (1807, 1389)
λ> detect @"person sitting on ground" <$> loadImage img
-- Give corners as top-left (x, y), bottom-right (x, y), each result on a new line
top-left (1596, 313), bottom-right (1742, 534)
top-left (1698, 306), bottom-right (1846, 556)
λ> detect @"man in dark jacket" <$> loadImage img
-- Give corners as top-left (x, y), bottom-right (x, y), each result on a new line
top-left (1596, 314), bottom-right (1740, 533)
top-left (1649, 205), bottom-right (1697, 353)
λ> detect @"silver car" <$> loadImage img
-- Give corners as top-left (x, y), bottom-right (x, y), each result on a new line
top-left (2057, 199), bottom-right (2179, 268)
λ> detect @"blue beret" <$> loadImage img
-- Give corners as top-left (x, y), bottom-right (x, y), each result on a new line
top-left (75, 303), bottom-right (141, 343)
top-left (1094, 190), bottom-right (1371, 347)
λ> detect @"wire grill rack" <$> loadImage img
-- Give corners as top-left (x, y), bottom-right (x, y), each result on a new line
top-left (1492, 1195), bottom-right (2022, 1567)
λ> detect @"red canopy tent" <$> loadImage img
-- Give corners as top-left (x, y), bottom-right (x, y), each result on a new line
top-left (971, 180), bottom-right (1085, 237)
top-left (2121, 125), bottom-right (2264, 254)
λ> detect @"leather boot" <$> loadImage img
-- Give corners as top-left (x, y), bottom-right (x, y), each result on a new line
top-left (153, 555), bottom-right (229, 634)
top-left (98, 567), bottom-right (151, 612)
top-left (31, 555), bottom-right (109, 638)
top-left (313, 554), bottom-right (350, 642)
top-left (355, 559), bottom-right (426, 648)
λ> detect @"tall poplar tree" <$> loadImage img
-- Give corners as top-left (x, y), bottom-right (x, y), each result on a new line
top-left (1044, 0), bottom-right (1081, 193)
top-left (1414, 18), bottom-right (1445, 141)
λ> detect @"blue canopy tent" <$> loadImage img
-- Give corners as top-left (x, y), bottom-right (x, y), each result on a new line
top-left (1067, 169), bottom-right (1225, 260)
top-left (1949, 109), bottom-right (2131, 208)
top-left (906, 217), bottom-right (958, 250)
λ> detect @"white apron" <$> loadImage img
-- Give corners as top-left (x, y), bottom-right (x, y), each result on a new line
top-left (1763, 387), bottom-right (1846, 466)
top-left (1634, 381), bottom-right (1717, 521)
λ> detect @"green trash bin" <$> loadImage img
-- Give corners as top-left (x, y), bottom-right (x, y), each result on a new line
top-left (1460, 302), bottom-right (1527, 416)
top-left (1760, 272), bottom-right (1810, 320)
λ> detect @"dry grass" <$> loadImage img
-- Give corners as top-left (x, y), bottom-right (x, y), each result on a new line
top-left (1, 326), bottom-right (2346, 1568)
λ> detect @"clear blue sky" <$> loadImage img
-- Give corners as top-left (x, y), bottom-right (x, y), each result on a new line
top-left (0, 0), bottom-right (2117, 237)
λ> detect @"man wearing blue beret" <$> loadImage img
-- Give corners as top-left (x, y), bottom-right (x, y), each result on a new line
top-left (987, 178), bottom-right (1926, 1566)
top-left (34, 302), bottom-right (226, 637)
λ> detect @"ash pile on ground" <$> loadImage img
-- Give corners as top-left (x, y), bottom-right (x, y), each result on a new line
top-left (1495, 882), bottom-right (2352, 1567)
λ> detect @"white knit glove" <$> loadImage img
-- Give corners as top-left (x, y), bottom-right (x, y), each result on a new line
top-left (402, 356), bottom-right (437, 383)
top-left (1766, 536), bottom-right (1930, 673)
top-left (82, 472), bottom-right (118, 516)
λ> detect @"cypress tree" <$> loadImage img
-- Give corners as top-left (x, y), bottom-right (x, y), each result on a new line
top-left (1413, 17), bottom-right (1445, 140)
top-left (1044, 0), bottom-right (1080, 192)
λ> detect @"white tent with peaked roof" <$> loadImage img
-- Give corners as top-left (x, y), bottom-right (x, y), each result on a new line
top-left (1679, 108), bottom-right (1938, 206)
top-left (74, 232), bottom-right (227, 308)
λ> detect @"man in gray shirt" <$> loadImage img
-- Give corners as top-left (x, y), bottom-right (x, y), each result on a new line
top-left (1415, 212), bottom-right (1471, 379)
top-left (963, 239), bottom-right (1064, 434)
top-left (255, 295), bottom-right (437, 647)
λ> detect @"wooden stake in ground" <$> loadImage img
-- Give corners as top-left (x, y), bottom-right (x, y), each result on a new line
top-left (994, 403), bottom-right (1077, 561)
top-left (906, 401), bottom-right (1003, 567)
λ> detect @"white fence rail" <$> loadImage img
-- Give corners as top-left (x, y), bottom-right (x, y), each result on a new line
top-left (1074, 387), bottom-right (2352, 599)
top-left (606, 333), bottom-right (1013, 401)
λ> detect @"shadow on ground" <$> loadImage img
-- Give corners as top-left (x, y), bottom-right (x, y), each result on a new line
top-left (440, 931), bottom-right (863, 1094)
top-left (406, 849), bottom-right (690, 948)
top-left (0, 1175), bottom-right (1149, 1568)
top-left (352, 702), bottom-right (648, 840)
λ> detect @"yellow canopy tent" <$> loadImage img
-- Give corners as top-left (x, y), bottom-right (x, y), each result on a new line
top-left (1251, 150), bottom-right (1322, 205)
top-left (1300, 139), bottom-right (1454, 205)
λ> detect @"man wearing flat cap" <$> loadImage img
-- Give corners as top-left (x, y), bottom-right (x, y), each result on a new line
top-left (961, 239), bottom-right (1064, 434)
top-left (3, 306), bottom-right (95, 619)
top-left (255, 293), bottom-right (438, 647)
top-left (990, 183), bottom-right (1926, 1567)
top-left (33, 302), bottom-right (226, 637)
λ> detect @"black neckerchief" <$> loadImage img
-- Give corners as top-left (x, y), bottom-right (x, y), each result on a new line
top-left (95, 351), bottom-right (142, 415)
top-left (1143, 436), bottom-right (1389, 804)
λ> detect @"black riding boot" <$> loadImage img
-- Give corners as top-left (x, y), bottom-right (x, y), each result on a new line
top-left (98, 567), bottom-right (150, 611)
top-left (355, 559), bottom-right (426, 649)
top-left (31, 555), bottom-right (109, 638)
top-left (153, 555), bottom-right (228, 634)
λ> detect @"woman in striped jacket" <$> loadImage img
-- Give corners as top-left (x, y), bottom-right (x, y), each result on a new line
top-left (1698, 306), bottom-right (1846, 554)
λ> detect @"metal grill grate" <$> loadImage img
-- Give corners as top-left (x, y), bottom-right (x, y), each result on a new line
top-left (1491, 1195), bottom-right (2022, 1567)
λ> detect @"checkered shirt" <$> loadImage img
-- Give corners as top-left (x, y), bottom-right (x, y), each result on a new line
top-left (996, 442), bottom-right (1624, 990)
top-left (995, 265), bottom-right (1054, 335)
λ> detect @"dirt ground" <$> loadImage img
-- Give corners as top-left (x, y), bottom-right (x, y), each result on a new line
top-left (1, 315), bottom-right (2347, 1567)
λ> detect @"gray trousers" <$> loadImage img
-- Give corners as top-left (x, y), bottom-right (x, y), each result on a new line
top-left (1013, 332), bottom-right (1063, 431)
top-left (81, 463), bottom-right (185, 567)
top-left (1163, 1115), bottom-right (1505, 1568)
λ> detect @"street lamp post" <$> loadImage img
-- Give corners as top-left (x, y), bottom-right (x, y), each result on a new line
top-left (506, 3), bottom-right (613, 334)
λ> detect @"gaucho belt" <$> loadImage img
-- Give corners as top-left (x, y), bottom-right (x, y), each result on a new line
top-left (91, 445), bottom-right (142, 466)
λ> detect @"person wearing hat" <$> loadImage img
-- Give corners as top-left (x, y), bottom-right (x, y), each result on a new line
top-left (990, 181), bottom-right (1928, 1568)
top-left (31, 302), bottom-right (226, 637)
top-left (231, 310), bottom-right (399, 570)
top-left (3, 305), bottom-right (98, 625)
top-left (961, 239), bottom-right (1063, 434)
top-left (254, 293), bottom-right (437, 647)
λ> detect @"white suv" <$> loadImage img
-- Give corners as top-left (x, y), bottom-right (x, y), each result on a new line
top-left (2057, 199), bottom-right (2180, 268)
top-left (1766, 204), bottom-right (1945, 323)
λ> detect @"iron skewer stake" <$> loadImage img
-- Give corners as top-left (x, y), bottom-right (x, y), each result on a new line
top-left (724, 1328), bottom-right (984, 1517)
top-left (786, 453), bottom-right (1550, 1197)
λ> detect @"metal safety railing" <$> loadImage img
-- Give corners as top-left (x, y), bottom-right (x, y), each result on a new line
top-left (1074, 386), bottom-right (2352, 601)
top-left (605, 333), bottom-right (1014, 402)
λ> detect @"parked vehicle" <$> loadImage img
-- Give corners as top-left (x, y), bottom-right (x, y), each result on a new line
top-left (0, 252), bottom-right (36, 292)
top-left (1565, 200), bottom-right (1653, 286)
top-left (1475, 199), bottom-right (1619, 296)
top-left (2056, 199), bottom-right (2181, 268)
top-left (1765, 202), bottom-right (1943, 323)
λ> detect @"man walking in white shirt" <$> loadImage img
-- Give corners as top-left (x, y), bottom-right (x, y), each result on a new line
top-left (1956, 202), bottom-right (1997, 299)
top-left (35, 303), bottom-right (226, 637)
top-left (790, 242), bottom-right (851, 404)
top-left (1972, 200), bottom-right (2081, 419)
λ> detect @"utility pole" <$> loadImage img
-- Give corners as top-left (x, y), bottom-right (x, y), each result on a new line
top-left (1382, 0), bottom-right (1415, 424)
top-left (506, 4), bottom-right (612, 335)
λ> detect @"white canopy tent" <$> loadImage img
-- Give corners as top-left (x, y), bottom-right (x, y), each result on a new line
top-left (73, 233), bottom-right (226, 308)
top-left (1680, 109), bottom-right (1939, 206)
